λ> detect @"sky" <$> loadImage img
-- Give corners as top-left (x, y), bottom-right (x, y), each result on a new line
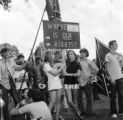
top-left (0, 0), bottom-right (123, 59)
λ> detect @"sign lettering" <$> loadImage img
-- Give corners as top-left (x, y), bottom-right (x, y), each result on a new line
top-left (43, 20), bottom-right (80, 49)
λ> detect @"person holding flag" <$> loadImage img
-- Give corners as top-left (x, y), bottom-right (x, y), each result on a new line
top-left (0, 46), bottom-right (27, 120)
top-left (105, 40), bottom-right (123, 118)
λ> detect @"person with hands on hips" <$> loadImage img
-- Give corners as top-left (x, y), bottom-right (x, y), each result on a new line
top-left (78, 48), bottom-right (99, 116)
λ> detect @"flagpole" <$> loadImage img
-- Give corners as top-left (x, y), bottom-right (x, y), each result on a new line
top-left (54, 0), bottom-right (57, 20)
top-left (29, 6), bottom-right (46, 59)
top-left (19, 6), bottom-right (46, 94)
top-left (102, 74), bottom-right (109, 97)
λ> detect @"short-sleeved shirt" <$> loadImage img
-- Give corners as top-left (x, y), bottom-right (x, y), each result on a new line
top-left (79, 59), bottom-right (99, 86)
top-left (18, 101), bottom-right (52, 120)
top-left (14, 70), bottom-right (28, 89)
top-left (43, 62), bottom-right (62, 91)
top-left (64, 60), bottom-right (81, 85)
top-left (105, 53), bottom-right (123, 82)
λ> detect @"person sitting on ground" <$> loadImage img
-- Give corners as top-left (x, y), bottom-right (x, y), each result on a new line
top-left (10, 89), bottom-right (52, 120)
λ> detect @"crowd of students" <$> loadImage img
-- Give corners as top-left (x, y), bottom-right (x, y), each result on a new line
top-left (1, 40), bottom-right (123, 120)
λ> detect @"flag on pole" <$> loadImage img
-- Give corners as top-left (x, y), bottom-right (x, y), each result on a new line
top-left (53, 0), bottom-right (61, 20)
top-left (46, 0), bottom-right (61, 21)
top-left (95, 37), bottom-right (111, 96)
top-left (46, 0), bottom-right (54, 21)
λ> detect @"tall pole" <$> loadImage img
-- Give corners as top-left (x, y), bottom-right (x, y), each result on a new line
top-left (54, 0), bottom-right (57, 20)
top-left (29, 6), bottom-right (46, 59)
top-left (19, 6), bottom-right (46, 94)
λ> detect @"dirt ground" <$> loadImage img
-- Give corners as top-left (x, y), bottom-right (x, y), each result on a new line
top-left (7, 93), bottom-right (123, 120)
top-left (61, 94), bottom-right (123, 120)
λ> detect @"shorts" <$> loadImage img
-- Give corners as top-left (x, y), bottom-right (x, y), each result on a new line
top-left (64, 84), bottom-right (79, 89)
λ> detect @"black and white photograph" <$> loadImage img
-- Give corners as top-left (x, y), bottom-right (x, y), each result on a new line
top-left (0, 0), bottom-right (123, 120)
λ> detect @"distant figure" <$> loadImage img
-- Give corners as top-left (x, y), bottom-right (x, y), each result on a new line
top-left (105, 40), bottom-right (123, 118)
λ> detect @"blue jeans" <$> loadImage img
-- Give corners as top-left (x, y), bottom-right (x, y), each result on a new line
top-left (110, 78), bottom-right (123, 114)
top-left (77, 83), bottom-right (93, 114)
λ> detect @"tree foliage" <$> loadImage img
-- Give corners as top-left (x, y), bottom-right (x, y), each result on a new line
top-left (0, 0), bottom-right (11, 10)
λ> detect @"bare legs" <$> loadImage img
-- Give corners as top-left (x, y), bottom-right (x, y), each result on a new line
top-left (48, 89), bottom-right (62, 120)
top-left (65, 89), bottom-right (82, 119)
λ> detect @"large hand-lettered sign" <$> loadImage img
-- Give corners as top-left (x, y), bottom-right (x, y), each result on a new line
top-left (43, 20), bottom-right (80, 49)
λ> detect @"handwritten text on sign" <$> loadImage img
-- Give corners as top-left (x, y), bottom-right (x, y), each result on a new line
top-left (43, 20), bottom-right (80, 49)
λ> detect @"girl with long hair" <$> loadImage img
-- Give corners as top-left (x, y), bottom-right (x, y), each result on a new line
top-left (43, 51), bottom-right (65, 120)
top-left (63, 50), bottom-right (83, 120)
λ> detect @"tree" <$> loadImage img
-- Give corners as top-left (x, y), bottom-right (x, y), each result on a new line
top-left (0, 0), bottom-right (11, 11)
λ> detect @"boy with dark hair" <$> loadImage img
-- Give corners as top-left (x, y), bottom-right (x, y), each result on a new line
top-left (108, 40), bottom-right (116, 48)
top-left (27, 89), bottom-right (44, 102)
top-left (78, 48), bottom-right (99, 116)
top-left (10, 89), bottom-right (52, 120)
top-left (79, 48), bottom-right (89, 57)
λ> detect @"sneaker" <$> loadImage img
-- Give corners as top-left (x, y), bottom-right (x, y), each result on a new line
top-left (111, 114), bottom-right (117, 118)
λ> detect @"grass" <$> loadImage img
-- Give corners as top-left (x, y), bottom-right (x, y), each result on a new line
top-left (61, 94), bottom-right (123, 120)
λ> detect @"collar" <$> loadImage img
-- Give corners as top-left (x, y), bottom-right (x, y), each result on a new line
top-left (110, 51), bottom-right (117, 55)
top-left (80, 58), bottom-right (87, 61)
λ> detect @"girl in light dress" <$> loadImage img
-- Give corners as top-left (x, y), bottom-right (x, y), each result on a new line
top-left (43, 51), bottom-right (65, 120)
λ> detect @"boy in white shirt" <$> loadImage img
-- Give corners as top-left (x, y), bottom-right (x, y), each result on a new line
top-left (105, 40), bottom-right (123, 118)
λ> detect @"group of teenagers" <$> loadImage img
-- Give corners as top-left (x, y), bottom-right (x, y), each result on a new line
top-left (0, 40), bottom-right (123, 120)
